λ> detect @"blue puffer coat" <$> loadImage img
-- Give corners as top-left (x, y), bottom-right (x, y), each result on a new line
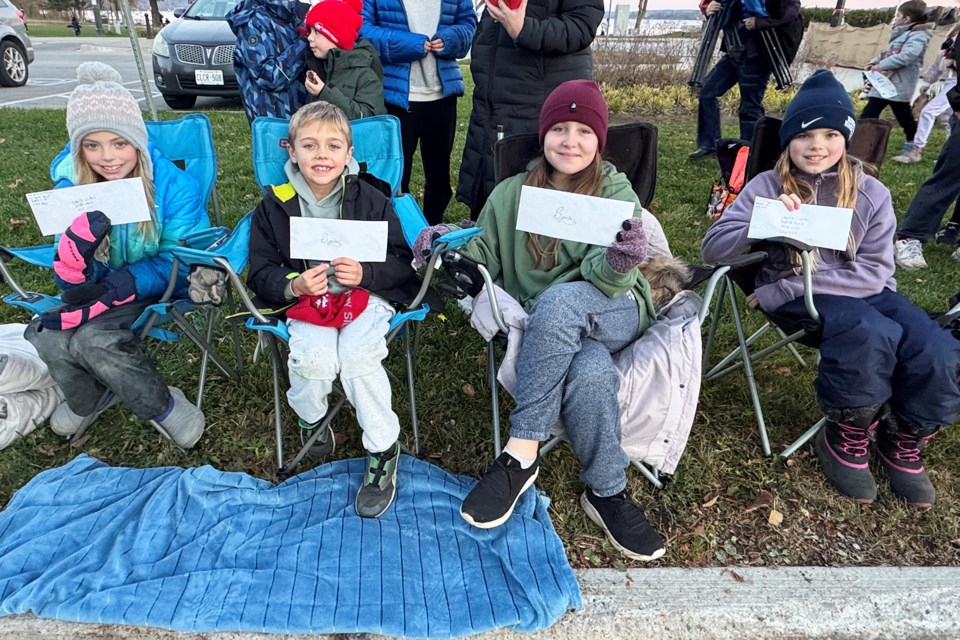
top-left (360, 0), bottom-right (476, 110)
top-left (49, 144), bottom-right (210, 300)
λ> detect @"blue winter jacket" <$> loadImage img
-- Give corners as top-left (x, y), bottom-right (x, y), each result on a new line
top-left (49, 144), bottom-right (210, 300)
top-left (360, 0), bottom-right (476, 110)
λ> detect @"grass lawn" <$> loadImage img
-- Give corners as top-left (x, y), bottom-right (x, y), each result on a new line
top-left (23, 19), bottom-right (149, 38)
top-left (1, 90), bottom-right (958, 569)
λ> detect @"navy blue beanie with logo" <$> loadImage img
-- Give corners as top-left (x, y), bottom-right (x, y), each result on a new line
top-left (779, 70), bottom-right (857, 150)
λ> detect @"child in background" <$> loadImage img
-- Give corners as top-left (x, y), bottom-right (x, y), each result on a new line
top-left (702, 70), bottom-right (960, 508)
top-left (246, 102), bottom-right (431, 518)
top-left (301, 0), bottom-right (387, 119)
top-left (860, 1), bottom-right (933, 155)
top-left (25, 62), bottom-right (209, 448)
top-left (415, 80), bottom-right (668, 561)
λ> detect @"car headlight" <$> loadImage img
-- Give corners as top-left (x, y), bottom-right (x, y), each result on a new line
top-left (152, 32), bottom-right (170, 58)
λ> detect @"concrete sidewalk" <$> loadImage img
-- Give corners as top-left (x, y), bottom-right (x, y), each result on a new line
top-left (1, 566), bottom-right (957, 639)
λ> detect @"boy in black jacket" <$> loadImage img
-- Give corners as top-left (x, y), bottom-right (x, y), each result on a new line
top-left (247, 101), bottom-right (419, 518)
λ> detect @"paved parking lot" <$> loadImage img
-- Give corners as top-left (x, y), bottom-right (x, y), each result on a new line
top-left (0, 36), bottom-right (242, 112)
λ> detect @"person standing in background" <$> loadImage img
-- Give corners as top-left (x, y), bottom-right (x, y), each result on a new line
top-left (456, 0), bottom-right (604, 220)
top-left (361, 0), bottom-right (476, 225)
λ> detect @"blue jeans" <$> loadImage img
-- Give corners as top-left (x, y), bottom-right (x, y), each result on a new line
top-left (24, 301), bottom-right (171, 420)
top-left (509, 282), bottom-right (639, 497)
top-left (776, 289), bottom-right (960, 431)
top-left (696, 54), bottom-right (772, 150)
top-left (898, 115), bottom-right (960, 243)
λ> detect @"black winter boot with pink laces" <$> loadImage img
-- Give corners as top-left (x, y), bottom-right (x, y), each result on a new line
top-left (875, 421), bottom-right (938, 508)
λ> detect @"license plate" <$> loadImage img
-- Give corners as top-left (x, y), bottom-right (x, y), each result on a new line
top-left (194, 70), bottom-right (223, 85)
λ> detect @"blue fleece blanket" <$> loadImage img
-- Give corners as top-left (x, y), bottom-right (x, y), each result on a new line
top-left (0, 454), bottom-right (580, 636)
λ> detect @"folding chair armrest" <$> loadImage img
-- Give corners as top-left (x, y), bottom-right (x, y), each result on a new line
top-left (178, 227), bottom-right (230, 250)
top-left (718, 251), bottom-right (768, 270)
top-left (430, 226), bottom-right (483, 253)
top-left (244, 315), bottom-right (290, 342)
top-left (0, 243), bottom-right (56, 269)
top-left (762, 237), bottom-right (814, 253)
top-left (477, 263), bottom-right (510, 336)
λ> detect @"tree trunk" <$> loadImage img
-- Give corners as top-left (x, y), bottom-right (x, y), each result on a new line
top-left (633, 0), bottom-right (649, 31)
top-left (150, 0), bottom-right (162, 30)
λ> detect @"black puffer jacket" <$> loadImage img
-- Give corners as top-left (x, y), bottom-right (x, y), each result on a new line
top-left (247, 172), bottom-right (442, 312)
top-left (455, 0), bottom-right (604, 218)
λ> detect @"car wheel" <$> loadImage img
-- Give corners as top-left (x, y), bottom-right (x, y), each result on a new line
top-left (161, 93), bottom-right (197, 109)
top-left (0, 40), bottom-right (28, 87)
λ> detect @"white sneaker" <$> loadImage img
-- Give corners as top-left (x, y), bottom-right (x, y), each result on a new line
top-left (894, 239), bottom-right (927, 271)
top-left (951, 246), bottom-right (960, 263)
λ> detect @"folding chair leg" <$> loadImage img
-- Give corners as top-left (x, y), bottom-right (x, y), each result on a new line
top-left (780, 418), bottom-right (826, 460)
top-left (267, 334), bottom-right (286, 477)
top-left (774, 324), bottom-right (808, 367)
top-left (404, 329), bottom-right (420, 457)
top-left (630, 460), bottom-right (664, 490)
top-left (67, 389), bottom-right (115, 443)
top-left (281, 393), bottom-right (347, 478)
top-left (706, 322), bottom-right (772, 380)
top-left (702, 275), bottom-right (727, 373)
top-left (540, 435), bottom-right (562, 454)
top-left (171, 307), bottom-right (238, 380)
top-left (727, 284), bottom-right (772, 457)
top-left (195, 307), bottom-right (217, 410)
top-left (488, 340), bottom-right (502, 457)
top-left (225, 286), bottom-right (245, 373)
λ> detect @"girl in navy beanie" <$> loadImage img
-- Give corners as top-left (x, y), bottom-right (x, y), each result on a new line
top-left (703, 69), bottom-right (960, 510)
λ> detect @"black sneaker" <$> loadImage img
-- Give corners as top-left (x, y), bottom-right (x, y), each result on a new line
top-left (461, 450), bottom-right (539, 529)
top-left (299, 417), bottom-right (335, 462)
top-left (875, 428), bottom-right (937, 508)
top-left (936, 222), bottom-right (960, 246)
top-left (580, 490), bottom-right (665, 562)
top-left (688, 147), bottom-right (716, 160)
top-left (355, 441), bottom-right (400, 518)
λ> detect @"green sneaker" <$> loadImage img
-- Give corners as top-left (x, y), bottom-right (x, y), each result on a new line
top-left (355, 441), bottom-right (400, 518)
top-left (299, 417), bottom-right (335, 462)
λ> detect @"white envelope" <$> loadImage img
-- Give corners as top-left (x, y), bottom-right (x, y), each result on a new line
top-left (25, 178), bottom-right (152, 237)
top-left (289, 217), bottom-right (388, 263)
top-left (516, 186), bottom-right (634, 247)
top-left (747, 197), bottom-right (853, 251)
top-left (864, 70), bottom-right (897, 99)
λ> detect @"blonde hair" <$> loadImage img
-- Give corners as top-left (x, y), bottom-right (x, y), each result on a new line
top-left (288, 101), bottom-right (352, 147)
top-left (75, 137), bottom-right (156, 242)
top-left (522, 152), bottom-right (604, 270)
top-left (776, 144), bottom-right (860, 273)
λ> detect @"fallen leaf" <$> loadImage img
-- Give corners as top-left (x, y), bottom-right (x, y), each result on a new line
top-left (773, 366), bottom-right (792, 376)
top-left (768, 509), bottom-right (784, 526)
top-left (730, 569), bottom-right (745, 583)
top-left (744, 490), bottom-right (772, 513)
top-left (461, 383), bottom-right (475, 397)
top-left (7, 178), bottom-right (22, 189)
top-left (785, 458), bottom-right (796, 467)
top-left (0, 137), bottom-right (5, 144)
top-left (8, 218), bottom-right (26, 227)
top-left (701, 494), bottom-right (719, 508)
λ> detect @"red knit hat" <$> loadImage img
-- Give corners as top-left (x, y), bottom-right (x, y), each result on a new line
top-left (305, 0), bottom-right (363, 51)
top-left (538, 80), bottom-right (609, 151)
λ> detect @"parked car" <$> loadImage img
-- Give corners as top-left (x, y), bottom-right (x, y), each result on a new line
top-left (151, 0), bottom-right (240, 109)
top-left (0, 0), bottom-right (33, 87)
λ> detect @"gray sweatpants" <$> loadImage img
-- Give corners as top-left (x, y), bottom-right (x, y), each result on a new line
top-left (24, 301), bottom-right (171, 420)
top-left (285, 295), bottom-right (399, 454)
top-left (509, 281), bottom-right (640, 497)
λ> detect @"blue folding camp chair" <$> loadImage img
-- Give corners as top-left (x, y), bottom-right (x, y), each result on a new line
top-left (173, 114), bottom-right (478, 478)
top-left (0, 114), bottom-right (243, 442)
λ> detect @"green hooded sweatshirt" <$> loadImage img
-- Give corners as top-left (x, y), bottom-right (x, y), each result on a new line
top-left (460, 160), bottom-right (657, 337)
top-left (307, 39), bottom-right (387, 119)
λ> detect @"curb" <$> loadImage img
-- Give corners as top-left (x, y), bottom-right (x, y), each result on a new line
top-left (1, 566), bottom-right (958, 639)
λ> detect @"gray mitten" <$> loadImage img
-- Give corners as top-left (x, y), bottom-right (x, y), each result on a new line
top-left (188, 266), bottom-right (227, 305)
top-left (412, 224), bottom-right (452, 269)
top-left (606, 219), bottom-right (648, 273)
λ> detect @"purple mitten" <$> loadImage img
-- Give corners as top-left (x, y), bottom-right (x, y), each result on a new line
top-left (412, 224), bottom-right (451, 268)
top-left (41, 269), bottom-right (137, 331)
top-left (606, 219), bottom-right (648, 273)
top-left (54, 210), bottom-right (111, 285)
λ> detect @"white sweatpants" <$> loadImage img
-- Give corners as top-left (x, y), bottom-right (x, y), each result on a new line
top-left (915, 77), bottom-right (958, 149)
top-left (286, 295), bottom-right (399, 453)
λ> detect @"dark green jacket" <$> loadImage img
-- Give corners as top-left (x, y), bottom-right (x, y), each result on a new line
top-left (305, 39), bottom-right (387, 119)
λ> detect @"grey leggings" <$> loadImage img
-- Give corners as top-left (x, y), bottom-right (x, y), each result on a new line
top-left (510, 281), bottom-right (640, 497)
top-left (25, 302), bottom-right (171, 420)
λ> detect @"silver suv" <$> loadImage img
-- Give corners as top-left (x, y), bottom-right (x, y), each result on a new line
top-left (151, 0), bottom-right (240, 109)
top-left (0, 0), bottom-right (33, 87)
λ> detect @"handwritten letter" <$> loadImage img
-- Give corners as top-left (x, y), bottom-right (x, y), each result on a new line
top-left (516, 186), bottom-right (634, 247)
top-left (747, 197), bottom-right (853, 251)
top-left (289, 218), bottom-right (388, 263)
top-left (26, 178), bottom-right (151, 236)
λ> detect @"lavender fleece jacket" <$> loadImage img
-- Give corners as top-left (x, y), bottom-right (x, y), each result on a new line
top-left (700, 166), bottom-right (898, 312)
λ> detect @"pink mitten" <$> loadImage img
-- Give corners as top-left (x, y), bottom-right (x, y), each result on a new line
top-left (53, 210), bottom-right (111, 285)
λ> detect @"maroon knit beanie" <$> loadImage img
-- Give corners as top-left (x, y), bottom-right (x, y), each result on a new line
top-left (305, 0), bottom-right (363, 51)
top-left (538, 80), bottom-right (609, 151)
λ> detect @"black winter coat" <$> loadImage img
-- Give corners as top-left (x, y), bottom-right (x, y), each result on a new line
top-left (247, 173), bottom-right (442, 312)
top-left (455, 0), bottom-right (604, 217)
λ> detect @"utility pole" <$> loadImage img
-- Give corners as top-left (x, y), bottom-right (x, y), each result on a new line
top-left (829, 0), bottom-right (846, 27)
top-left (91, 0), bottom-right (104, 36)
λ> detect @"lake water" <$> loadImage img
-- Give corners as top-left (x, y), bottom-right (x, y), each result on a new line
top-left (601, 18), bottom-right (704, 37)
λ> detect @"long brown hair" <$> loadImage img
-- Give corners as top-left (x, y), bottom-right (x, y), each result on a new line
top-left (775, 145), bottom-right (860, 272)
top-left (75, 142), bottom-right (157, 242)
top-left (522, 152), bottom-right (604, 270)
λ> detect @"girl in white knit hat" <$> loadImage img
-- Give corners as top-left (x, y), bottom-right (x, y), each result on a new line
top-left (24, 62), bottom-right (211, 449)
